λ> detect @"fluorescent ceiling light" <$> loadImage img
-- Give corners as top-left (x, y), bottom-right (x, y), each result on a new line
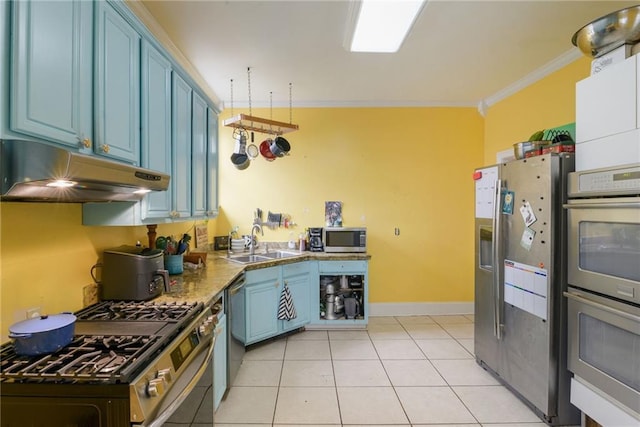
top-left (349, 0), bottom-right (425, 53)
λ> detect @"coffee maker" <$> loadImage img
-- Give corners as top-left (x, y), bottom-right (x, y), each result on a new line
top-left (308, 227), bottom-right (324, 252)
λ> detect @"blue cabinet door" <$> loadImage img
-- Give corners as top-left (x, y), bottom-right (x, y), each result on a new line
top-left (245, 267), bottom-right (280, 345)
top-left (281, 262), bottom-right (312, 332)
top-left (206, 108), bottom-right (219, 217)
top-left (140, 40), bottom-right (172, 219)
top-left (95, 2), bottom-right (140, 163)
top-left (281, 273), bottom-right (311, 332)
top-left (11, 0), bottom-right (92, 150)
top-left (191, 92), bottom-right (207, 217)
top-left (213, 313), bottom-right (227, 410)
top-left (172, 73), bottom-right (192, 219)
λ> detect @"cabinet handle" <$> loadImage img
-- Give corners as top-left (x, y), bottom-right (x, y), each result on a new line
top-left (101, 144), bottom-right (110, 153)
top-left (274, 281), bottom-right (279, 288)
top-left (82, 138), bottom-right (91, 148)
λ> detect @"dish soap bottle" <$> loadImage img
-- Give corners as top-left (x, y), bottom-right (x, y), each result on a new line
top-left (288, 232), bottom-right (296, 249)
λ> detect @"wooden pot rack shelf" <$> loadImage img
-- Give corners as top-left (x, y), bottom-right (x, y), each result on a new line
top-left (223, 113), bottom-right (299, 136)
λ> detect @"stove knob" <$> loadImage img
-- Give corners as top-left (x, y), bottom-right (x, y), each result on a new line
top-left (147, 378), bottom-right (165, 397)
top-left (157, 368), bottom-right (172, 384)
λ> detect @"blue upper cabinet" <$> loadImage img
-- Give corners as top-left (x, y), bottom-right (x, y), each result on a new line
top-left (10, 0), bottom-right (93, 150)
top-left (191, 92), bottom-right (208, 217)
top-left (140, 40), bottom-right (172, 219)
top-left (172, 73), bottom-right (192, 219)
top-left (207, 108), bottom-right (219, 217)
top-left (94, 1), bottom-right (140, 164)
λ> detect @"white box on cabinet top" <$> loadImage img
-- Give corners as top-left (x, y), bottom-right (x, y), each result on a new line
top-left (575, 54), bottom-right (640, 171)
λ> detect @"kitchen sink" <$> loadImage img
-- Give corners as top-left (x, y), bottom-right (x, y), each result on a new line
top-left (225, 251), bottom-right (300, 264)
top-left (259, 250), bottom-right (300, 259)
top-left (226, 255), bottom-right (271, 264)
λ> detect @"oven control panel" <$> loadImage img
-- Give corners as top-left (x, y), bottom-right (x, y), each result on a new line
top-left (569, 164), bottom-right (640, 197)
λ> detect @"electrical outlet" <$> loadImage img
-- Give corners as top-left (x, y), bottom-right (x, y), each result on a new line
top-left (83, 283), bottom-right (98, 307)
top-left (26, 307), bottom-right (41, 319)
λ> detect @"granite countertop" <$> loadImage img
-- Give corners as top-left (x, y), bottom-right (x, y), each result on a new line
top-left (155, 249), bottom-right (371, 305)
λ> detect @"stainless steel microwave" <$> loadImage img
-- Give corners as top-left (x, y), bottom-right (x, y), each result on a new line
top-left (323, 227), bottom-right (367, 253)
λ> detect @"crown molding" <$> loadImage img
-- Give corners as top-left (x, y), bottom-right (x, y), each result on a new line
top-left (222, 99), bottom-right (478, 109)
top-left (477, 48), bottom-right (583, 116)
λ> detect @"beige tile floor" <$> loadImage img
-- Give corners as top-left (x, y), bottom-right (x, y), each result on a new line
top-left (165, 315), bottom-right (550, 427)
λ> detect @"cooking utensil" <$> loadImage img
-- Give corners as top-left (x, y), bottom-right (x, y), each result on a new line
top-left (269, 136), bottom-right (290, 157)
top-left (9, 313), bottom-right (76, 356)
top-left (233, 131), bottom-right (248, 154)
top-left (572, 5), bottom-right (640, 57)
top-left (246, 143), bottom-right (259, 160)
top-left (260, 139), bottom-right (276, 161)
top-left (230, 153), bottom-right (250, 170)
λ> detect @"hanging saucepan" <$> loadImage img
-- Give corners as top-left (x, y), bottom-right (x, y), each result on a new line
top-left (230, 152), bottom-right (250, 170)
top-left (269, 136), bottom-right (291, 157)
top-left (9, 313), bottom-right (77, 356)
top-left (260, 139), bottom-right (277, 161)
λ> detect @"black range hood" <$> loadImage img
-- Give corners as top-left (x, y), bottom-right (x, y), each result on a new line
top-left (0, 140), bottom-right (170, 202)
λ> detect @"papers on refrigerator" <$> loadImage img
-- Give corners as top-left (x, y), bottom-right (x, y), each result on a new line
top-left (504, 260), bottom-right (548, 320)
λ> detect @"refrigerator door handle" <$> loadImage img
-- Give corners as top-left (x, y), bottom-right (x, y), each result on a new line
top-left (493, 178), bottom-right (503, 339)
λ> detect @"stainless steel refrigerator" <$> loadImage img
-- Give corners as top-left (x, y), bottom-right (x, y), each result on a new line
top-left (473, 153), bottom-right (579, 425)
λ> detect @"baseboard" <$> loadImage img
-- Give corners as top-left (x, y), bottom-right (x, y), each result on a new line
top-left (369, 302), bottom-right (474, 317)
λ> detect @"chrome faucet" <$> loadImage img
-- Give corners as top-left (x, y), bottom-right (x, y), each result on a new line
top-left (250, 223), bottom-right (263, 255)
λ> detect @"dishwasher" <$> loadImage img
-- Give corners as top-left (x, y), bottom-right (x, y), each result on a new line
top-left (226, 274), bottom-right (246, 387)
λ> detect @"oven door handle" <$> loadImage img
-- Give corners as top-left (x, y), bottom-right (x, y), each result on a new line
top-left (564, 291), bottom-right (639, 322)
top-left (563, 202), bottom-right (640, 209)
top-left (145, 336), bottom-right (216, 427)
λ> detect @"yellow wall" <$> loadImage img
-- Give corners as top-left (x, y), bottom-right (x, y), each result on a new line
top-left (0, 202), bottom-right (212, 341)
top-left (218, 107), bottom-right (484, 304)
top-left (0, 57), bottom-right (594, 340)
top-left (483, 57), bottom-right (591, 163)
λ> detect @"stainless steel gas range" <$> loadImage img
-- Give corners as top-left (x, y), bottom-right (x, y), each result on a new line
top-left (0, 300), bottom-right (218, 426)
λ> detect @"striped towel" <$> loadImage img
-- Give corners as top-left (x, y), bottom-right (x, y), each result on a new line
top-left (277, 283), bottom-right (297, 321)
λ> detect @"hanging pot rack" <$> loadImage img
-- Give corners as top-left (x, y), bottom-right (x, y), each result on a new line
top-left (224, 113), bottom-right (298, 136)
top-left (223, 68), bottom-right (299, 136)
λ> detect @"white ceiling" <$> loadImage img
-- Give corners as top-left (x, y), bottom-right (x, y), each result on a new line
top-left (138, 0), bottom-right (637, 110)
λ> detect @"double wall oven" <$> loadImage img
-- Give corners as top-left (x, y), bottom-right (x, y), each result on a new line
top-left (0, 300), bottom-right (219, 426)
top-left (564, 163), bottom-right (640, 425)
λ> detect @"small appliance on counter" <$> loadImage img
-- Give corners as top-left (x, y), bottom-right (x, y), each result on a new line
top-left (323, 227), bottom-right (367, 253)
top-left (100, 245), bottom-right (170, 301)
top-left (308, 227), bottom-right (324, 252)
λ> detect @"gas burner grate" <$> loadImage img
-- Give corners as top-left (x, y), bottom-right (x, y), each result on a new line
top-left (0, 334), bottom-right (161, 384)
top-left (76, 300), bottom-right (200, 322)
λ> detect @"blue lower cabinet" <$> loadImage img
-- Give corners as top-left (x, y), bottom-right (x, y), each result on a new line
top-left (244, 262), bottom-right (312, 345)
top-left (311, 260), bottom-right (369, 327)
top-left (280, 265), bottom-right (311, 333)
top-left (213, 313), bottom-right (227, 410)
top-left (245, 267), bottom-right (280, 345)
